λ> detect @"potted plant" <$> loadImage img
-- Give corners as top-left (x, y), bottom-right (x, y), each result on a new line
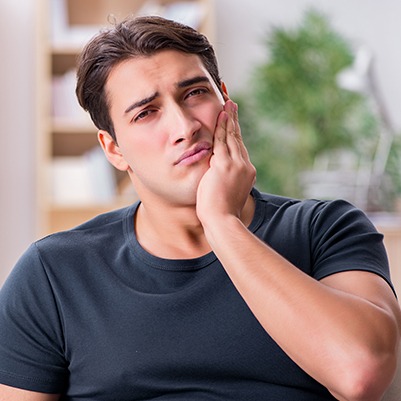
top-left (237, 9), bottom-right (380, 203)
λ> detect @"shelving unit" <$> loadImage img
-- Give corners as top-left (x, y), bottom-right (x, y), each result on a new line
top-left (36, 0), bottom-right (215, 236)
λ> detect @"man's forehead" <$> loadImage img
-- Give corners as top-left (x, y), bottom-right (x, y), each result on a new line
top-left (106, 50), bottom-right (223, 113)
top-left (107, 51), bottom-right (211, 90)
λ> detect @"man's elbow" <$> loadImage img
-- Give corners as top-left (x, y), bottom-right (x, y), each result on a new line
top-left (332, 349), bottom-right (398, 401)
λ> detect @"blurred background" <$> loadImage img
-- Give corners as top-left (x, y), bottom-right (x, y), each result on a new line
top-left (1, 0), bottom-right (401, 289)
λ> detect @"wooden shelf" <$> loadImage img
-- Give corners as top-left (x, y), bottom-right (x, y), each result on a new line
top-left (48, 201), bottom-right (132, 233)
top-left (37, 0), bottom-right (215, 236)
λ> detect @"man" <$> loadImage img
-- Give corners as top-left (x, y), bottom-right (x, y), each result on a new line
top-left (0, 15), bottom-right (400, 401)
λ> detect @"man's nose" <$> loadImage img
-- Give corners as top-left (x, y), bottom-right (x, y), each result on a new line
top-left (168, 105), bottom-right (202, 144)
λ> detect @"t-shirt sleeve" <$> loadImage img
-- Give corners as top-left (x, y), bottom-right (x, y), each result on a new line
top-left (309, 199), bottom-right (395, 295)
top-left (0, 243), bottom-right (68, 393)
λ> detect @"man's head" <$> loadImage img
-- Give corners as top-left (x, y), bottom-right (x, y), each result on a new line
top-left (76, 15), bottom-right (222, 142)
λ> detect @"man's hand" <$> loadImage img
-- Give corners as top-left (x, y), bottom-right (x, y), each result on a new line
top-left (196, 99), bottom-right (256, 226)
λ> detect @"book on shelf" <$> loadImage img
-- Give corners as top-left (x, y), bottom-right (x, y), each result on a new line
top-left (51, 0), bottom-right (103, 48)
top-left (51, 146), bottom-right (117, 206)
top-left (52, 70), bottom-right (89, 123)
top-left (51, 0), bottom-right (207, 48)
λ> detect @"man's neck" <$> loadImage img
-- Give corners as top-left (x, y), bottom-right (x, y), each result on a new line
top-left (134, 194), bottom-right (255, 260)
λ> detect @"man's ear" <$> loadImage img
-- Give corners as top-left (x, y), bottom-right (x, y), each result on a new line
top-left (221, 81), bottom-right (229, 101)
top-left (97, 130), bottom-right (129, 171)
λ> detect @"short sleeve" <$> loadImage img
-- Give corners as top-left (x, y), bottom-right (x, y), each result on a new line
top-left (310, 200), bottom-right (394, 294)
top-left (0, 243), bottom-right (68, 393)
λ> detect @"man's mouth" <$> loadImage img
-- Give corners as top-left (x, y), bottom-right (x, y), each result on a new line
top-left (174, 142), bottom-right (212, 166)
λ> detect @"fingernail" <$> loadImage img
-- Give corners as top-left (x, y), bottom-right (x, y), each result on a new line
top-left (231, 101), bottom-right (238, 115)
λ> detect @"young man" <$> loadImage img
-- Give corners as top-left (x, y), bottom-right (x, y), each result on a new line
top-left (0, 15), bottom-right (400, 401)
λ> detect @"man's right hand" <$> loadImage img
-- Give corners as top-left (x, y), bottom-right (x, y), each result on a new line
top-left (196, 99), bottom-right (256, 228)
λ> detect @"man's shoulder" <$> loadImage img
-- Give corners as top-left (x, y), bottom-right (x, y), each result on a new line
top-left (255, 190), bottom-right (299, 206)
top-left (256, 188), bottom-right (356, 209)
top-left (254, 188), bottom-right (362, 227)
top-left (255, 189), bottom-right (319, 212)
top-left (72, 204), bottom-right (135, 231)
top-left (36, 203), bottom-right (136, 249)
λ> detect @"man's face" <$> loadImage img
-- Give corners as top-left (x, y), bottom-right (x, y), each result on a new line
top-left (99, 50), bottom-right (225, 207)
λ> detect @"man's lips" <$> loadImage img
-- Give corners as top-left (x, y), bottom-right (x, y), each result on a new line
top-left (174, 142), bottom-right (212, 166)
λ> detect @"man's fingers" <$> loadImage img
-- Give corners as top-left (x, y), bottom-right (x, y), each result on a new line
top-left (214, 100), bottom-right (251, 163)
top-left (224, 101), bottom-right (245, 158)
top-left (212, 111), bottom-right (229, 157)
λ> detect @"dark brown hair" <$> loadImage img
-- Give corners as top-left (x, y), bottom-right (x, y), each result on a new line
top-left (76, 15), bottom-right (222, 141)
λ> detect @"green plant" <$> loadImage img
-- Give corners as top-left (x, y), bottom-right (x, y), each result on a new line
top-left (387, 135), bottom-right (401, 196)
top-left (237, 9), bottom-right (378, 197)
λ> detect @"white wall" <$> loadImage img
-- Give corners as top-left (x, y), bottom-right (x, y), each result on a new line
top-left (0, 0), bottom-right (400, 286)
top-left (0, 0), bottom-right (37, 286)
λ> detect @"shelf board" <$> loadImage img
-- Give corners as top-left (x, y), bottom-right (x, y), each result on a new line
top-left (48, 195), bottom-right (137, 212)
top-left (47, 195), bottom-right (136, 231)
top-left (46, 200), bottom-right (133, 234)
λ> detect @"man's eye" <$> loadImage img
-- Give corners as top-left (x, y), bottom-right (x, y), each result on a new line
top-left (187, 88), bottom-right (208, 98)
top-left (134, 109), bottom-right (153, 122)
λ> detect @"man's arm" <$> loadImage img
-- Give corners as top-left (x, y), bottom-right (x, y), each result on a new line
top-left (203, 218), bottom-right (400, 401)
top-left (0, 384), bottom-right (59, 401)
top-left (197, 99), bottom-right (401, 401)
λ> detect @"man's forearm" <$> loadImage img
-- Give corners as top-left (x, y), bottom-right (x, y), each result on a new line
top-left (202, 214), bottom-right (400, 401)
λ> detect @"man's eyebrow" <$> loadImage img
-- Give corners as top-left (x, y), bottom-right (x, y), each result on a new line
top-left (123, 76), bottom-right (210, 114)
top-left (177, 76), bottom-right (211, 88)
top-left (124, 92), bottom-right (158, 114)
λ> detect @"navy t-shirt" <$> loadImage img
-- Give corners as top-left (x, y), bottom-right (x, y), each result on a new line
top-left (0, 189), bottom-right (393, 400)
